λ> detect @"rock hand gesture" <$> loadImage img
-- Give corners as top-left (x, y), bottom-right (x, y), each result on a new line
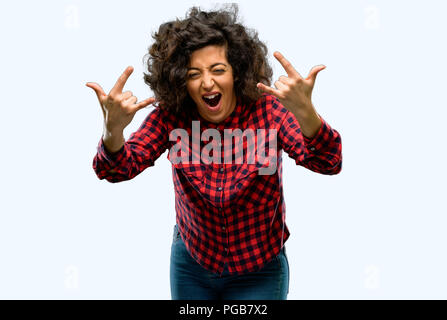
top-left (257, 51), bottom-right (325, 139)
top-left (86, 66), bottom-right (156, 134)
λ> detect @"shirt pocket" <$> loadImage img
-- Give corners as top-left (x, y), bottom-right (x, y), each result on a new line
top-left (233, 160), bottom-right (276, 182)
top-left (229, 161), bottom-right (273, 198)
top-left (170, 161), bottom-right (209, 202)
top-left (169, 161), bottom-right (206, 182)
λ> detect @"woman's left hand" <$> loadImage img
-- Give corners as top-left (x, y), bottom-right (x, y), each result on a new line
top-left (256, 51), bottom-right (325, 118)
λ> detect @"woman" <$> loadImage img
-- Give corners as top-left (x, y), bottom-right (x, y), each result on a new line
top-left (87, 5), bottom-right (342, 300)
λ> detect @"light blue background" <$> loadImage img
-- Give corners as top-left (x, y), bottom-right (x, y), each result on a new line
top-left (0, 0), bottom-right (446, 299)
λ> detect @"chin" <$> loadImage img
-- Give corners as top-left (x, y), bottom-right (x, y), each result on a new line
top-left (201, 112), bottom-right (223, 123)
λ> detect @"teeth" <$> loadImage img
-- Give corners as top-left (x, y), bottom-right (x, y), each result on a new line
top-left (203, 93), bottom-right (219, 99)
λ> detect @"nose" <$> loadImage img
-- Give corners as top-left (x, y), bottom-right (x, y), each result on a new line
top-left (201, 73), bottom-right (214, 90)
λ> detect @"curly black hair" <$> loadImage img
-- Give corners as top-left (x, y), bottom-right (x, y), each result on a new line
top-left (143, 4), bottom-right (273, 119)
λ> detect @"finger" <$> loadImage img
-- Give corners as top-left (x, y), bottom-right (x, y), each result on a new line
top-left (110, 66), bottom-right (134, 96)
top-left (85, 82), bottom-right (107, 99)
top-left (86, 83), bottom-right (107, 108)
top-left (273, 51), bottom-right (302, 79)
top-left (257, 82), bottom-right (282, 98)
top-left (278, 75), bottom-right (292, 85)
top-left (307, 65), bottom-right (326, 83)
top-left (132, 97), bottom-right (157, 112)
top-left (121, 90), bottom-right (133, 100)
top-left (274, 80), bottom-right (288, 91)
top-left (123, 96), bottom-right (138, 105)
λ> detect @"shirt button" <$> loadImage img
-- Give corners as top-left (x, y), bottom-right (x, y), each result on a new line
top-left (222, 226), bottom-right (226, 230)
top-left (310, 147), bottom-right (316, 151)
top-left (220, 167), bottom-right (224, 173)
top-left (218, 187), bottom-right (222, 191)
top-left (224, 247), bottom-right (228, 252)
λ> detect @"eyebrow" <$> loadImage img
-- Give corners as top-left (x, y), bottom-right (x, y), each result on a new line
top-left (187, 63), bottom-right (227, 71)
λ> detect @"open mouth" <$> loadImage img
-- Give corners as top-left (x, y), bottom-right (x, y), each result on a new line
top-left (202, 93), bottom-right (222, 108)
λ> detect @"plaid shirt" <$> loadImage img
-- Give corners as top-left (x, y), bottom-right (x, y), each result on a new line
top-left (92, 93), bottom-right (342, 275)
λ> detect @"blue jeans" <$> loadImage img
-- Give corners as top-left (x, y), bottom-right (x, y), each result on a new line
top-left (170, 224), bottom-right (289, 300)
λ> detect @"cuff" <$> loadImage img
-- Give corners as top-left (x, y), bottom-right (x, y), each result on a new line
top-left (302, 115), bottom-right (331, 153)
top-left (97, 137), bottom-right (126, 165)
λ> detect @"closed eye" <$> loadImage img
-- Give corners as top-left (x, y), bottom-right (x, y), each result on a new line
top-left (187, 69), bottom-right (225, 79)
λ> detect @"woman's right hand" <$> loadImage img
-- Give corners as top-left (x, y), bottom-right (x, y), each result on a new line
top-left (86, 66), bottom-right (156, 133)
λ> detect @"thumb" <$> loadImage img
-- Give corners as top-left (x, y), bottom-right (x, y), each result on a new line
top-left (86, 82), bottom-right (107, 103)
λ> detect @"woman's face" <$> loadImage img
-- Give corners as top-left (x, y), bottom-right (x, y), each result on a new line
top-left (186, 45), bottom-right (237, 124)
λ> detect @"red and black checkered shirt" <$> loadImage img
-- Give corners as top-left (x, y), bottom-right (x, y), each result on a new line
top-left (93, 93), bottom-right (342, 275)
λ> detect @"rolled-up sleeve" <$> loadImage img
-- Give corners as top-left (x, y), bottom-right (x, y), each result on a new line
top-left (92, 107), bottom-right (169, 182)
top-left (278, 109), bottom-right (342, 175)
